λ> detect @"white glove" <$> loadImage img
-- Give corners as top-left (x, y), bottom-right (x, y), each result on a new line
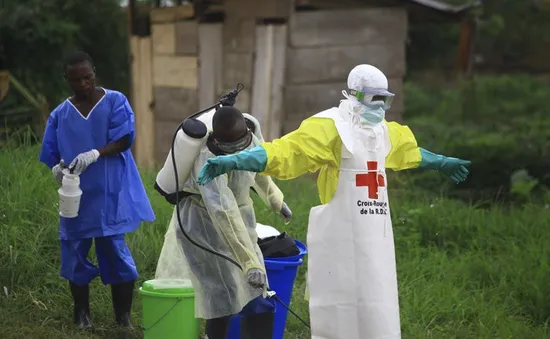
top-left (52, 160), bottom-right (66, 184)
top-left (69, 149), bottom-right (100, 174)
top-left (247, 268), bottom-right (266, 289)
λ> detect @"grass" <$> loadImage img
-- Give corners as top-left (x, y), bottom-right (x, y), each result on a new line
top-left (2, 143), bottom-right (550, 338)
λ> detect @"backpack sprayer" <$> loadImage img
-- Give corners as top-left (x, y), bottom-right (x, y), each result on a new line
top-left (163, 84), bottom-right (245, 268)
top-left (155, 84), bottom-right (311, 329)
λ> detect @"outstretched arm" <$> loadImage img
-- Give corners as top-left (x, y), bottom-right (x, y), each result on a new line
top-left (417, 148), bottom-right (471, 183)
top-left (198, 117), bottom-right (340, 185)
top-left (385, 121), bottom-right (471, 183)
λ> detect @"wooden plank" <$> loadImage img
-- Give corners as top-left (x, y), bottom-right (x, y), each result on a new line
top-left (153, 55), bottom-right (198, 88)
top-left (289, 8), bottom-right (407, 47)
top-left (130, 36), bottom-right (140, 155)
top-left (175, 21), bottom-right (198, 56)
top-left (133, 37), bottom-right (156, 169)
top-left (151, 23), bottom-right (176, 55)
top-left (250, 24), bottom-right (287, 141)
top-left (286, 43), bottom-right (405, 84)
top-left (153, 86), bottom-right (199, 121)
top-left (223, 52), bottom-right (254, 87)
top-left (198, 23), bottom-right (224, 108)
top-left (268, 24), bottom-right (288, 140)
top-left (151, 5), bottom-right (194, 24)
top-left (222, 52), bottom-right (253, 113)
top-left (250, 25), bottom-right (271, 139)
top-left (225, 0), bottom-right (293, 19)
top-left (223, 18), bottom-right (256, 53)
top-left (233, 88), bottom-right (251, 113)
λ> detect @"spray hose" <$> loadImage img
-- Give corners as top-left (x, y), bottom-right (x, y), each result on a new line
top-left (170, 84), bottom-right (245, 269)
top-left (169, 83), bottom-right (311, 330)
top-left (171, 83), bottom-right (311, 328)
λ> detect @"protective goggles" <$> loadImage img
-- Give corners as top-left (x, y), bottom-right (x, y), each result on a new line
top-left (213, 128), bottom-right (253, 154)
top-left (349, 87), bottom-right (394, 110)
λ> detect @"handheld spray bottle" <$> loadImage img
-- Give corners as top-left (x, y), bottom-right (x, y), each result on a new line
top-left (58, 162), bottom-right (82, 218)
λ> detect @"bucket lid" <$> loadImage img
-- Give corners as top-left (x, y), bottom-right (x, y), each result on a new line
top-left (141, 279), bottom-right (194, 295)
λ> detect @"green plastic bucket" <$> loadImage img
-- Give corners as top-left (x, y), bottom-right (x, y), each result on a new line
top-left (139, 279), bottom-right (199, 339)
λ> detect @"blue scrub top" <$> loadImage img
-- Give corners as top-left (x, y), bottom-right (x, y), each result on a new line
top-left (39, 88), bottom-right (156, 240)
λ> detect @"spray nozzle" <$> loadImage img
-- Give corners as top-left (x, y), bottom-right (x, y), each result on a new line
top-left (219, 83), bottom-right (244, 107)
top-left (69, 159), bottom-right (77, 175)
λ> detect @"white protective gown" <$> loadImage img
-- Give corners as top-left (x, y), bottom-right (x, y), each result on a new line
top-left (307, 107), bottom-right (401, 339)
top-left (155, 120), bottom-right (284, 320)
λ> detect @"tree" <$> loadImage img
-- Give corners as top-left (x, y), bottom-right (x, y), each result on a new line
top-left (0, 0), bottom-right (129, 106)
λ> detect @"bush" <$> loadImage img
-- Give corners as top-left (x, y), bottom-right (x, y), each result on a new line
top-left (403, 75), bottom-right (550, 203)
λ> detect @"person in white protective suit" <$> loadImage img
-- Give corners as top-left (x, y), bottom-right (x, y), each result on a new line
top-left (154, 105), bottom-right (293, 339)
top-left (197, 64), bottom-right (472, 339)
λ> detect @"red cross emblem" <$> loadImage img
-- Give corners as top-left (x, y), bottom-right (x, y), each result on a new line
top-left (356, 161), bottom-right (385, 199)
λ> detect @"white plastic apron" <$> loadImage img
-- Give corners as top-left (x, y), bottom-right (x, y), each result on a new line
top-left (307, 108), bottom-right (401, 339)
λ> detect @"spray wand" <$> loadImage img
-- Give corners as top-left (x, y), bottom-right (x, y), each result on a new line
top-left (169, 84), bottom-right (311, 329)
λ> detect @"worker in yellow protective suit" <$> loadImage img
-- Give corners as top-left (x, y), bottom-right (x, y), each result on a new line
top-left (197, 64), bottom-right (471, 339)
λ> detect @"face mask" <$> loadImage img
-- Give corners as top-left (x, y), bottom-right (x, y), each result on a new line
top-left (357, 101), bottom-right (387, 125)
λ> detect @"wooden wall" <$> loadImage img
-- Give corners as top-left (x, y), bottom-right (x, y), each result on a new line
top-left (250, 23), bottom-right (288, 141)
top-left (131, 2), bottom-right (410, 167)
top-left (149, 6), bottom-right (199, 164)
top-left (283, 7), bottom-right (408, 133)
top-left (130, 36), bottom-right (155, 169)
top-left (222, 0), bottom-right (293, 142)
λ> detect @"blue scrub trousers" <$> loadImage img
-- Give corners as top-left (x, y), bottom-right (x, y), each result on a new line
top-left (60, 234), bottom-right (139, 285)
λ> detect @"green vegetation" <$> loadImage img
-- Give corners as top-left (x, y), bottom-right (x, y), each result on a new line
top-left (1, 133), bottom-right (550, 338)
top-left (1, 1), bottom-right (550, 337)
top-left (404, 74), bottom-right (550, 204)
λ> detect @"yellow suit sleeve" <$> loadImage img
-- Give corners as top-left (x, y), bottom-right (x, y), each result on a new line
top-left (260, 117), bottom-right (341, 180)
top-left (252, 174), bottom-right (285, 213)
top-left (385, 121), bottom-right (422, 171)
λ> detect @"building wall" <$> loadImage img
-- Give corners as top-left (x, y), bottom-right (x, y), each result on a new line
top-left (133, 2), bottom-right (409, 166)
top-left (283, 7), bottom-right (408, 133)
top-left (150, 8), bottom-right (199, 163)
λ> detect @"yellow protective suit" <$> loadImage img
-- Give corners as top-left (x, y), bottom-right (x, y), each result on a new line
top-left (260, 117), bottom-right (422, 205)
top-left (259, 116), bottom-right (421, 302)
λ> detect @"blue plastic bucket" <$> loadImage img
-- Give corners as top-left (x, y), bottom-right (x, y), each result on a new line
top-left (226, 240), bottom-right (307, 339)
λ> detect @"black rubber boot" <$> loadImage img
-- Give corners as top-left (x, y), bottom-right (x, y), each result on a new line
top-left (205, 315), bottom-right (232, 339)
top-left (111, 280), bottom-right (135, 328)
top-left (69, 282), bottom-right (92, 329)
top-left (241, 312), bottom-right (275, 339)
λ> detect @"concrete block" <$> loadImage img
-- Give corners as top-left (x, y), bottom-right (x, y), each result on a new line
top-left (152, 23), bottom-right (176, 55)
top-left (153, 86), bottom-right (198, 121)
top-left (153, 55), bottom-right (198, 88)
top-left (175, 21), bottom-right (198, 56)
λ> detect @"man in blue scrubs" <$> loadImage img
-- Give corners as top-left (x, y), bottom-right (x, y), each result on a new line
top-left (39, 51), bottom-right (156, 329)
